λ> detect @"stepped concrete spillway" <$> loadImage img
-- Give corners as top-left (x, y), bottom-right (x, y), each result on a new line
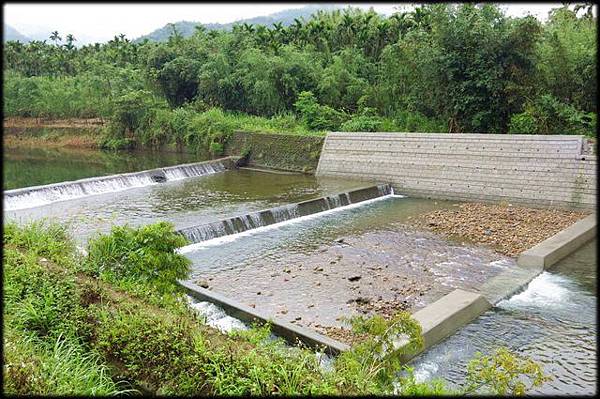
top-left (316, 133), bottom-right (596, 209)
top-left (3, 157), bottom-right (236, 210)
top-left (177, 184), bottom-right (392, 245)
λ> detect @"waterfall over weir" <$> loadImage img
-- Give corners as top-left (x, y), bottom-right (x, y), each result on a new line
top-left (177, 184), bottom-right (392, 244)
top-left (3, 158), bottom-right (232, 211)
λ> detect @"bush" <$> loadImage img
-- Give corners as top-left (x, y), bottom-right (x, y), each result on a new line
top-left (393, 109), bottom-right (447, 133)
top-left (186, 108), bottom-right (235, 155)
top-left (294, 91), bottom-right (348, 131)
top-left (508, 94), bottom-right (596, 136)
top-left (86, 222), bottom-right (190, 293)
top-left (340, 107), bottom-right (384, 132)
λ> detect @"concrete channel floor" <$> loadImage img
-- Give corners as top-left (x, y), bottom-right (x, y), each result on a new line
top-left (189, 221), bottom-right (516, 344)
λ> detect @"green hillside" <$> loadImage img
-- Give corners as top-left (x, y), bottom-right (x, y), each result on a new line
top-left (135, 4), bottom-right (341, 42)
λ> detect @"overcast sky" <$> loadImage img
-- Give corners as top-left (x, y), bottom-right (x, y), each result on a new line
top-left (4, 3), bottom-right (573, 44)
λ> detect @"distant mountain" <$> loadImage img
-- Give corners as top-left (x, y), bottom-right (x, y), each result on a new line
top-left (135, 4), bottom-right (341, 43)
top-left (4, 24), bottom-right (31, 42)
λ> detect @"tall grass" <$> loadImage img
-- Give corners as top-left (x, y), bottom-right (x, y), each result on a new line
top-left (3, 327), bottom-right (129, 395)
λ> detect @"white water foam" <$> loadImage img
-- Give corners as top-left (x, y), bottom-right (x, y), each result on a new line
top-left (498, 272), bottom-right (572, 309)
top-left (4, 175), bottom-right (156, 211)
top-left (187, 296), bottom-right (248, 333)
top-left (178, 193), bottom-right (404, 253)
top-left (4, 161), bottom-right (226, 211)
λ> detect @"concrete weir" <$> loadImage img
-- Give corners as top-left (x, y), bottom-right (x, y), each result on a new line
top-left (399, 212), bottom-right (597, 362)
top-left (179, 280), bottom-right (350, 355)
top-left (3, 157), bottom-right (237, 211)
top-left (176, 184), bottom-right (392, 244)
top-left (178, 203), bottom-right (596, 362)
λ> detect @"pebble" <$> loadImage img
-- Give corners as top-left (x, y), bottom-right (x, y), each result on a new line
top-left (409, 202), bottom-right (588, 257)
top-left (198, 280), bottom-right (209, 288)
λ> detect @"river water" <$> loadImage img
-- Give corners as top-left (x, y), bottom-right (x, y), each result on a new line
top-left (183, 196), bottom-right (517, 337)
top-left (4, 148), bottom-right (365, 244)
top-left (409, 239), bottom-right (597, 395)
top-left (3, 146), bottom-right (597, 394)
top-left (3, 146), bottom-right (202, 190)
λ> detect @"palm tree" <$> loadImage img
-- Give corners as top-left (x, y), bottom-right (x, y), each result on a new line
top-left (63, 34), bottom-right (77, 51)
top-left (49, 30), bottom-right (61, 45)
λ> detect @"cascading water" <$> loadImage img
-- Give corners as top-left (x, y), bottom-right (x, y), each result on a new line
top-left (163, 162), bottom-right (224, 181)
top-left (409, 239), bottom-right (597, 395)
top-left (3, 159), bottom-right (229, 211)
top-left (177, 184), bottom-right (394, 245)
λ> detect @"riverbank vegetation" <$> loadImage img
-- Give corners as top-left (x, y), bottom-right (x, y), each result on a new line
top-left (4, 221), bottom-right (549, 395)
top-left (3, 4), bottom-right (596, 154)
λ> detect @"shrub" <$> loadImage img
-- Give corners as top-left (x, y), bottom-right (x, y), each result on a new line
top-left (294, 91), bottom-right (348, 131)
top-left (340, 107), bottom-right (384, 132)
top-left (186, 108), bottom-right (235, 155)
top-left (508, 94), bottom-right (596, 136)
top-left (393, 109), bottom-right (448, 133)
top-left (86, 222), bottom-right (190, 293)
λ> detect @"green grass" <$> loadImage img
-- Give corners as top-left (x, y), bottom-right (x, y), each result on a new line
top-left (3, 220), bottom-right (550, 395)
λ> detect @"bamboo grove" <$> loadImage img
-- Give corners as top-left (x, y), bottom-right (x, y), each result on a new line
top-left (3, 4), bottom-right (596, 146)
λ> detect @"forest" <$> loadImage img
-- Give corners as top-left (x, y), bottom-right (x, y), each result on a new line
top-left (3, 4), bottom-right (597, 154)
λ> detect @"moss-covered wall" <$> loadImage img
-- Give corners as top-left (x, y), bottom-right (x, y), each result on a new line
top-left (225, 131), bottom-right (325, 173)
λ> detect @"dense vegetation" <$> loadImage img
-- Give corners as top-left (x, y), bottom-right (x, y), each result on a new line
top-left (3, 3), bottom-right (596, 154)
top-left (4, 221), bottom-right (549, 395)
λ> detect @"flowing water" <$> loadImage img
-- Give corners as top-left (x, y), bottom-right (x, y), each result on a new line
top-left (3, 146), bottom-right (596, 394)
top-left (183, 196), bottom-right (517, 336)
top-left (4, 161), bottom-right (367, 244)
top-left (409, 239), bottom-right (597, 395)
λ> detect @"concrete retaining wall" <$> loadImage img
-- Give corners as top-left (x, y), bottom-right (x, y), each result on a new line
top-left (225, 131), bottom-right (324, 173)
top-left (316, 133), bottom-right (596, 209)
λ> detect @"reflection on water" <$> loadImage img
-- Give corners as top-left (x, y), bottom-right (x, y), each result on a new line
top-left (4, 168), bottom-right (365, 244)
top-left (3, 146), bottom-right (204, 190)
top-left (409, 239), bottom-right (597, 395)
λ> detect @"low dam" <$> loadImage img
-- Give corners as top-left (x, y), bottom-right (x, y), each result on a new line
top-left (4, 157), bottom-right (234, 210)
top-left (316, 133), bottom-right (596, 209)
top-left (3, 136), bottom-right (596, 394)
top-left (177, 184), bottom-right (391, 244)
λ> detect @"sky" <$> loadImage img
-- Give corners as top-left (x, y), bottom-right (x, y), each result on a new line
top-left (3, 2), bottom-right (577, 45)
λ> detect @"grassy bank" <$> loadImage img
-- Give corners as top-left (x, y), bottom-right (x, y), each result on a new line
top-left (3, 221), bottom-right (549, 395)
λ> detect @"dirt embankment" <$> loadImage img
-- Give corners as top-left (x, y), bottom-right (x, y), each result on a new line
top-left (4, 117), bottom-right (106, 129)
top-left (3, 117), bottom-right (104, 149)
top-left (407, 202), bottom-right (590, 257)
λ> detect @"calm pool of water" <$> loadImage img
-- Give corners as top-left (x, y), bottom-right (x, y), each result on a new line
top-left (3, 146), bottom-right (204, 190)
top-left (5, 165), bottom-right (366, 244)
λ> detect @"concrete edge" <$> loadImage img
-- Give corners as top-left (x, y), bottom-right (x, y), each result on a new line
top-left (517, 213), bottom-right (597, 269)
top-left (315, 133), bottom-right (331, 176)
top-left (178, 280), bottom-right (350, 356)
top-left (176, 183), bottom-right (391, 240)
top-left (400, 289), bottom-right (492, 362)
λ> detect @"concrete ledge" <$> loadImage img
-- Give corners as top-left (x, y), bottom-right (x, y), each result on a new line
top-left (4, 156), bottom-right (237, 196)
top-left (401, 289), bottom-right (492, 362)
top-left (478, 264), bottom-right (543, 306)
top-left (179, 280), bottom-right (350, 355)
top-left (518, 213), bottom-right (597, 269)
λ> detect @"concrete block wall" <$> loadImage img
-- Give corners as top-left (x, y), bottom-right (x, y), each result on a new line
top-left (316, 133), bottom-right (596, 209)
